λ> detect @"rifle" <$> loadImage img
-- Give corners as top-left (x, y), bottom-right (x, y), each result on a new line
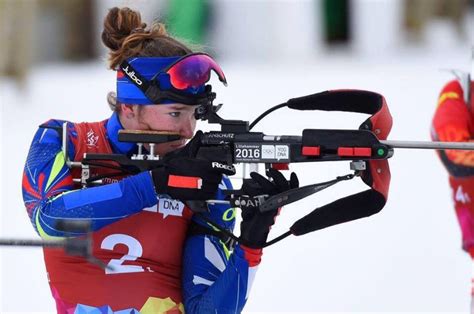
top-left (67, 89), bottom-right (474, 248)
top-left (3, 88), bottom-right (474, 254)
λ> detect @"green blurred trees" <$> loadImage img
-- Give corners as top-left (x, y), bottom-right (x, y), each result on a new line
top-left (166, 0), bottom-right (208, 45)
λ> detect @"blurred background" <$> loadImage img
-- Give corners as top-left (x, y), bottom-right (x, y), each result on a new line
top-left (0, 0), bottom-right (472, 79)
top-left (1, 0), bottom-right (474, 313)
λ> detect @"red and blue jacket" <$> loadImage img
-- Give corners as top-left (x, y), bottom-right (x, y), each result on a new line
top-left (432, 79), bottom-right (474, 252)
top-left (22, 112), bottom-right (260, 314)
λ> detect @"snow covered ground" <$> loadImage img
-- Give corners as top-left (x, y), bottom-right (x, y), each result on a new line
top-left (1, 46), bottom-right (473, 313)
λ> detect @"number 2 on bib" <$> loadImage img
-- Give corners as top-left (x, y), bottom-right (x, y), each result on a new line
top-left (101, 234), bottom-right (145, 275)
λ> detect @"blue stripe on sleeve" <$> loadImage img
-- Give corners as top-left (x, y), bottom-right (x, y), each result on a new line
top-left (39, 172), bottom-right (157, 237)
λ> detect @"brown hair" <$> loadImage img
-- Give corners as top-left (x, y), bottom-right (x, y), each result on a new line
top-left (101, 7), bottom-right (192, 70)
top-left (102, 7), bottom-right (193, 111)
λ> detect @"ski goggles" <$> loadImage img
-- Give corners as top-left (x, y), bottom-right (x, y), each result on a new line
top-left (117, 53), bottom-right (227, 106)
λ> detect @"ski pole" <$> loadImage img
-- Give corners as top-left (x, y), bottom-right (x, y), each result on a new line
top-left (0, 238), bottom-right (111, 271)
top-left (0, 239), bottom-right (64, 247)
top-left (470, 46), bottom-right (473, 82)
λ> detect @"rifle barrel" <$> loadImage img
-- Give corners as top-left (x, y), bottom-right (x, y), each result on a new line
top-left (381, 140), bottom-right (474, 150)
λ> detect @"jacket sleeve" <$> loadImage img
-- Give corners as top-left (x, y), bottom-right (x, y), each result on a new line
top-left (431, 80), bottom-right (474, 171)
top-left (22, 121), bottom-right (157, 239)
top-left (182, 176), bottom-right (262, 314)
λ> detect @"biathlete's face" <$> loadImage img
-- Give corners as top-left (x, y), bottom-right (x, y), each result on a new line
top-left (122, 103), bottom-right (197, 156)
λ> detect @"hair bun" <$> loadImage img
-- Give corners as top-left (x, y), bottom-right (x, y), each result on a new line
top-left (101, 7), bottom-right (145, 51)
top-left (101, 6), bottom-right (191, 70)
